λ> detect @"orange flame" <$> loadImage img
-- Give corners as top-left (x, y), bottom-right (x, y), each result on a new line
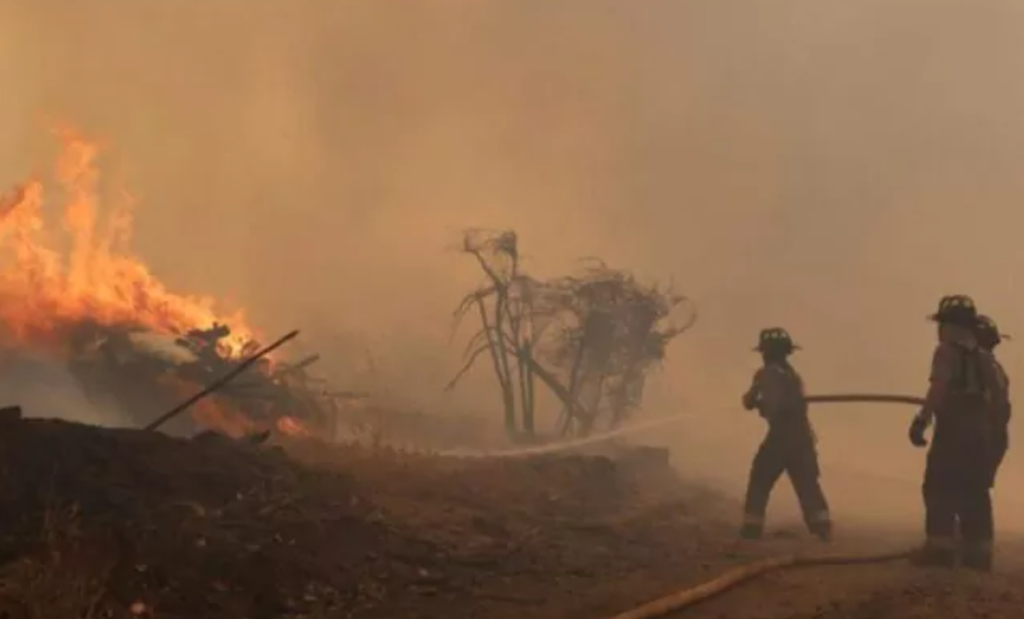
top-left (193, 399), bottom-right (260, 439)
top-left (0, 127), bottom-right (255, 354)
top-left (276, 415), bottom-right (312, 438)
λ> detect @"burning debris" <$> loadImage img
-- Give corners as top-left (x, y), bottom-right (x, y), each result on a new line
top-left (448, 229), bottom-right (696, 439)
top-left (60, 313), bottom-right (355, 440)
top-left (0, 128), bottom-right (366, 440)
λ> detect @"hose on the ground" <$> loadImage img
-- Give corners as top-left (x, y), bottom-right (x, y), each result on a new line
top-left (601, 547), bottom-right (914, 619)
top-left (597, 392), bottom-right (925, 619)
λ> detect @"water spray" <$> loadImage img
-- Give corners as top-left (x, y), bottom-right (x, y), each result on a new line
top-left (438, 392), bottom-right (925, 459)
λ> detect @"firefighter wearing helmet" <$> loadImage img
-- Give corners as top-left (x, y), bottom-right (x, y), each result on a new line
top-left (908, 295), bottom-right (1002, 570)
top-left (740, 328), bottom-right (832, 541)
top-left (974, 315), bottom-right (1011, 493)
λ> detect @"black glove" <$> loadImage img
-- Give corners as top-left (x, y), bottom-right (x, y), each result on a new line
top-left (993, 431), bottom-right (1008, 459)
top-left (908, 415), bottom-right (929, 448)
top-left (742, 389), bottom-right (759, 411)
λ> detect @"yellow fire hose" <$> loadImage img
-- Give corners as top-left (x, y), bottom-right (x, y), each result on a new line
top-left (601, 392), bottom-right (926, 619)
top-left (601, 547), bottom-right (915, 619)
top-left (805, 394), bottom-right (925, 407)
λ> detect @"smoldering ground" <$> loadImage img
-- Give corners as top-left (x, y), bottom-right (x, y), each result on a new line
top-left (2, 1), bottom-right (1024, 533)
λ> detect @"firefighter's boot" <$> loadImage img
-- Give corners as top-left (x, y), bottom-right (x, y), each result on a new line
top-left (910, 538), bottom-right (957, 568)
top-left (961, 542), bottom-right (993, 573)
top-left (809, 519), bottom-right (832, 543)
top-left (739, 514), bottom-right (764, 540)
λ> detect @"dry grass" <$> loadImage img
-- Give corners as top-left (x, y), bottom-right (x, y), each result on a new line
top-left (0, 503), bottom-right (119, 619)
top-left (0, 419), bottom-right (754, 619)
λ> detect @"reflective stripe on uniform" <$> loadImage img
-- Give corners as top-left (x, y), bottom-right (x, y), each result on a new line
top-left (806, 510), bottom-right (831, 524)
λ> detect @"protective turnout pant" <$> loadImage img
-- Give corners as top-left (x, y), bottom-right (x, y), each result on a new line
top-left (920, 440), bottom-right (994, 570)
top-left (741, 431), bottom-right (831, 540)
top-left (990, 428), bottom-right (1009, 487)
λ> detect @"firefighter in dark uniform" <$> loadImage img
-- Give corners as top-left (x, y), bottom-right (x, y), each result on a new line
top-left (975, 315), bottom-right (1011, 487)
top-left (740, 328), bottom-right (832, 541)
top-left (908, 295), bottom-right (1001, 570)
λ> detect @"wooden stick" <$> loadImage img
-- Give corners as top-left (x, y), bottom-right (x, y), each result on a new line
top-left (271, 353), bottom-right (320, 378)
top-left (144, 330), bottom-right (300, 432)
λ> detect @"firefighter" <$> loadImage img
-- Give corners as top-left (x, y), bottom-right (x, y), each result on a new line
top-left (975, 315), bottom-right (1011, 489)
top-left (740, 328), bottom-right (832, 541)
top-left (908, 295), bottom-right (1001, 570)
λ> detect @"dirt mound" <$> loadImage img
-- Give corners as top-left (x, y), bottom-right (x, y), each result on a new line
top-left (0, 419), bottom-right (761, 619)
top-left (0, 420), bottom-right (387, 618)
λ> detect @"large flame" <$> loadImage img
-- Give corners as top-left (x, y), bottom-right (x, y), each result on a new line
top-left (0, 127), bottom-right (254, 353)
top-left (0, 127), bottom-right (318, 440)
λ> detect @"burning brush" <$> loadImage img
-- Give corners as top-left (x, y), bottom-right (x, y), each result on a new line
top-left (0, 127), bottom-right (361, 439)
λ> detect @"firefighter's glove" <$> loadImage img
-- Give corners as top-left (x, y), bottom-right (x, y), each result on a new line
top-left (742, 390), bottom-right (759, 411)
top-left (993, 428), bottom-right (1009, 457)
top-left (908, 415), bottom-right (929, 448)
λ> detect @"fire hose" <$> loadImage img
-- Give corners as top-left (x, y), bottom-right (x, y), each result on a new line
top-left (600, 548), bottom-right (914, 619)
top-left (805, 393), bottom-right (925, 407)
top-left (597, 392), bottom-right (926, 619)
top-left (439, 393), bottom-right (928, 460)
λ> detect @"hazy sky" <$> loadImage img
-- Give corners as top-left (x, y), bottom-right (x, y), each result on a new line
top-left (4, 0), bottom-right (1024, 523)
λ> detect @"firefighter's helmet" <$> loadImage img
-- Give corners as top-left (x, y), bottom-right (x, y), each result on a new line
top-left (928, 294), bottom-right (977, 326)
top-left (753, 327), bottom-right (798, 354)
top-left (975, 314), bottom-right (1010, 350)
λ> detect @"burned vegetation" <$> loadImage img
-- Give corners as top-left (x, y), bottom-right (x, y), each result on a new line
top-left (58, 320), bottom-right (369, 440)
top-left (447, 229), bottom-right (697, 440)
top-left (0, 130), bottom-right (736, 619)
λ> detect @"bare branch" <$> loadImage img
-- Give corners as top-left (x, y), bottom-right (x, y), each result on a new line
top-left (449, 227), bottom-right (695, 437)
top-left (443, 342), bottom-right (496, 392)
top-left (449, 287), bottom-right (499, 343)
top-left (462, 327), bottom-right (494, 359)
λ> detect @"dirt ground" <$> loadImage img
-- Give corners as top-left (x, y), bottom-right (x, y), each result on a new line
top-left (0, 419), bottom-right (1019, 619)
top-left (677, 538), bottom-right (1024, 619)
top-left (0, 419), bottom-right (763, 619)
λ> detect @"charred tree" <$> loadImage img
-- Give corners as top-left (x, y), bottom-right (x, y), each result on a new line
top-left (448, 230), bottom-right (537, 437)
top-left (447, 231), bottom-right (696, 440)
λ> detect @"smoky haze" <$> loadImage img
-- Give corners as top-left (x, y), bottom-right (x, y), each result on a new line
top-left (3, 1), bottom-right (1024, 532)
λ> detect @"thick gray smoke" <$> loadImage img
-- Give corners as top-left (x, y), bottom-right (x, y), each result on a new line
top-left (0, 353), bottom-right (134, 427)
top-left (3, 1), bottom-right (1024, 530)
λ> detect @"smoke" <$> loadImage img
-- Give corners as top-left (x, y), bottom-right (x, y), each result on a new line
top-left (4, 0), bottom-right (1024, 531)
top-left (0, 352), bottom-right (135, 428)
